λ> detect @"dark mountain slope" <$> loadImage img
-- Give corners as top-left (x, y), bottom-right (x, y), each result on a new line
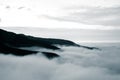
top-left (0, 29), bottom-right (60, 50)
top-left (0, 43), bottom-right (59, 59)
top-left (0, 28), bottom-right (99, 59)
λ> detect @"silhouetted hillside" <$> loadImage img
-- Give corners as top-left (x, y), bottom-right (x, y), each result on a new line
top-left (0, 28), bottom-right (99, 59)
top-left (0, 29), bottom-right (81, 49)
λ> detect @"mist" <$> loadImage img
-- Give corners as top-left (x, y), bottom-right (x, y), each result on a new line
top-left (0, 43), bottom-right (120, 80)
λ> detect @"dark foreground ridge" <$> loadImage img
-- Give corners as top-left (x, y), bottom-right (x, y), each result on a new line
top-left (0, 43), bottom-right (38, 56)
top-left (0, 29), bottom-right (81, 49)
top-left (0, 29), bottom-right (100, 59)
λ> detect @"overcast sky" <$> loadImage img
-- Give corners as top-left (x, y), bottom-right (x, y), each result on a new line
top-left (0, 0), bottom-right (120, 29)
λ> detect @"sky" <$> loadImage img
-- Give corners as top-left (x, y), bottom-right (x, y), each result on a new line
top-left (0, 0), bottom-right (120, 29)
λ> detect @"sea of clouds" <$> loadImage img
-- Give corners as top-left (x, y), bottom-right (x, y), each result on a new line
top-left (0, 43), bottom-right (120, 80)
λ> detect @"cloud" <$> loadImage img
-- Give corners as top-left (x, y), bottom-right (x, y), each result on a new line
top-left (0, 44), bottom-right (120, 80)
top-left (47, 6), bottom-right (120, 28)
top-left (1, 0), bottom-right (120, 29)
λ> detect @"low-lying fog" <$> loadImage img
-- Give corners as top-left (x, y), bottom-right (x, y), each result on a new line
top-left (0, 43), bottom-right (120, 80)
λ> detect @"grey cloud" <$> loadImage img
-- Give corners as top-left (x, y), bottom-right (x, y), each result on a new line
top-left (0, 43), bottom-right (120, 80)
top-left (47, 6), bottom-right (120, 27)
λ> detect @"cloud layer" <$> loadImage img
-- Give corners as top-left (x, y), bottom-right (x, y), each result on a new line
top-left (0, 0), bottom-right (120, 29)
top-left (0, 43), bottom-right (120, 80)
top-left (48, 6), bottom-right (120, 29)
